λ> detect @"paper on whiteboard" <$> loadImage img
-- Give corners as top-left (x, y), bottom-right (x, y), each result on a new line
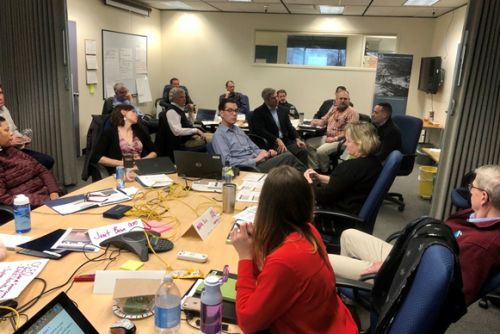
top-left (0, 259), bottom-right (49, 301)
top-left (86, 55), bottom-right (98, 70)
top-left (136, 75), bottom-right (152, 103)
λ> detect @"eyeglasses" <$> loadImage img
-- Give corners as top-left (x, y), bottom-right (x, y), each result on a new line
top-left (223, 109), bottom-right (239, 113)
top-left (468, 183), bottom-right (487, 193)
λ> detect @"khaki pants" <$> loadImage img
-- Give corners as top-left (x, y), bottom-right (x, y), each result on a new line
top-left (328, 229), bottom-right (393, 280)
top-left (184, 133), bottom-right (213, 148)
top-left (306, 136), bottom-right (341, 172)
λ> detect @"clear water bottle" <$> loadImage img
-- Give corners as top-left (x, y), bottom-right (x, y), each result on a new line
top-left (222, 161), bottom-right (233, 183)
top-left (154, 274), bottom-right (181, 334)
top-left (201, 275), bottom-right (223, 334)
top-left (13, 194), bottom-right (31, 233)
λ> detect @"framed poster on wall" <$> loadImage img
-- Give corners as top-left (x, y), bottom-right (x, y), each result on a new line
top-left (102, 30), bottom-right (148, 98)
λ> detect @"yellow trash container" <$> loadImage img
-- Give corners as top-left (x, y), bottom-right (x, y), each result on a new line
top-left (418, 166), bottom-right (438, 199)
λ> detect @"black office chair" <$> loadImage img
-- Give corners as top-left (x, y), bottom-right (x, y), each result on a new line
top-left (0, 205), bottom-right (14, 226)
top-left (81, 114), bottom-right (111, 182)
top-left (451, 171), bottom-right (475, 210)
top-left (337, 217), bottom-right (466, 334)
top-left (247, 133), bottom-right (269, 150)
top-left (206, 142), bottom-right (260, 173)
top-left (314, 150), bottom-right (402, 253)
top-left (359, 113), bottom-right (371, 122)
top-left (385, 115), bottom-right (423, 211)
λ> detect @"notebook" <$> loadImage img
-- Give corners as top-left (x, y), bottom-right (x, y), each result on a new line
top-left (135, 157), bottom-right (176, 175)
top-left (16, 229), bottom-right (71, 259)
top-left (174, 151), bottom-right (223, 180)
top-left (13, 292), bottom-right (98, 334)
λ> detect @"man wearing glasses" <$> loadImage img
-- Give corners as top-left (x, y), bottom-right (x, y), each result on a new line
top-left (212, 98), bottom-right (305, 173)
top-left (329, 164), bottom-right (500, 305)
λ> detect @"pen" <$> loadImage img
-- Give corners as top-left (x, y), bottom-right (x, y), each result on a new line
top-left (42, 250), bottom-right (62, 258)
top-left (73, 274), bottom-right (96, 282)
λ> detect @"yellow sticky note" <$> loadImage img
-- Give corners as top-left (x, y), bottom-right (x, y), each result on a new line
top-left (89, 84), bottom-right (95, 94)
top-left (120, 260), bottom-right (144, 271)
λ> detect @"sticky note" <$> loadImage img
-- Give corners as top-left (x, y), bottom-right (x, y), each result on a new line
top-left (120, 260), bottom-right (144, 271)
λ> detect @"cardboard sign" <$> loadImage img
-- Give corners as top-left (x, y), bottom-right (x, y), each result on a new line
top-left (183, 207), bottom-right (221, 240)
top-left (88, 219), bottom-right (143, 246)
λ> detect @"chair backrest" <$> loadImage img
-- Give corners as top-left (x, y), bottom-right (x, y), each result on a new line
top-left (391, 115), bottom-right (423, 175)
top-left (382, 245), bottom-right (458, 334)
top-left (359, 113), bottom-right (371, 122)
top-left (358, 150), bottom-right (402, 232)
top-left (81, 114), bottom-right (110, 181)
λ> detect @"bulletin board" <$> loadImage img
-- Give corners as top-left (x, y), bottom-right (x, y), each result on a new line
top-left (102, 30), bottom-right (148, 99)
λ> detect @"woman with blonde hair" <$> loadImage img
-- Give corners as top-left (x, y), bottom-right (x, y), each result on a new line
top-left (304, 121), bottom-right (382, 214)
top-left (231, 166), bottom-right (357, 333)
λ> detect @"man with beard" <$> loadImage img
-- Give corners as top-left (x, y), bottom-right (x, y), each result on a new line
top-left (306, 90), bottom-right (359, 173)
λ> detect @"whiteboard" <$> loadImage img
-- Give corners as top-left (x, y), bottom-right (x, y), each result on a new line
top-left (102, 30), bottom-right (148, 98)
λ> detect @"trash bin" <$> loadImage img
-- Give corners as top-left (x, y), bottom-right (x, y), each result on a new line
top-left (418, 166), bottom-right (438, 199)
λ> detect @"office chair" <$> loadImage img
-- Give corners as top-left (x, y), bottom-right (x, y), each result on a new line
top-left (81, 114), bottom-right (111, 182)
top-left (247, 133), bottom-right (269, 150)
top-left (359, 113), bottom-right (371, 123)
top-left (0, 205), bottom-right (14, 226)
top-left (451, 171), bottom-right (475, 210)
top-left (337, 217), bottom-right (466, 334)
top-left (385, 115), bottom-right (423, 211)
top-left (314, 150), bottom-right (402, 253)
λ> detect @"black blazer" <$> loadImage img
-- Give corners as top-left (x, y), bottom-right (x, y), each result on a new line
top-left (91, 124), bottom-right (156, 173)
top-left (313, 99), bottom-right (335, 119)
top-left (251, 103), bottom-right (299, 146)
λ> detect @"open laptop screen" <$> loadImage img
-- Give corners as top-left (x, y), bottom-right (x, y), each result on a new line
top-left (14, 292), bottom-right (98, 334)
top-left (174, 151), bottom-right (223, 180)
top-left (195, 109), bottom-right (217, 122)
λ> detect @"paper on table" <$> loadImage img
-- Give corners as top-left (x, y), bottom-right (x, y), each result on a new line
top-left (93, 270), bottom-right (165, 295)
top-left (0, 259), bottom-right (49, 301)
top-left (0, 234), bottom-right (32, 250)
top-left (243, 173), bottom-right (267, 182)
top-left (136, 174), bottom-right (173, 188)
top-left (233, 206), bottom-right (257, 223)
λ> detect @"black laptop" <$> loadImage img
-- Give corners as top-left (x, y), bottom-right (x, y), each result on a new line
top-left (135, 157), bottom-right (176, 175)
top-left (174, 151), bottom-right (223, 179)
top-left (14, 292), bottom-right (98, 334)
top-left (195, 108), bottom-right (217, 122)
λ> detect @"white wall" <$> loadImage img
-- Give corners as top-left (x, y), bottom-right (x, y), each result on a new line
top-left (427, 6), bottom-right (467, 126)
top-left (160, 12), bottom-right (438, 119)
top-left (67, 0), bottom-right (162, 151)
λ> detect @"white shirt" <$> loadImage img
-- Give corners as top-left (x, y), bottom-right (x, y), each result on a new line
top-left (165, 103), bottom-right (198, 137)
top-left (0, 106), bottom-right (21, 136)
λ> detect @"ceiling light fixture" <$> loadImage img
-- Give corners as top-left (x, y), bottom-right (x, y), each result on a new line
top-left (163, 1), bottom-right (193, 10)
top-left (319, 5), bottom-right (344, 14)
top-left (228, 0), bottom-right (252, 2)
top-left (404, 0), bottom-right (440, 6)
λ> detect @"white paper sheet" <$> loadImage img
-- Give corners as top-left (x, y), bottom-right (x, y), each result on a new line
top-left (0, 259), bottom-right (49, 301)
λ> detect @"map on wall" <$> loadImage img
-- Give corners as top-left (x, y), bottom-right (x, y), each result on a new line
top-left (373, 53), bottom-right (413, 116)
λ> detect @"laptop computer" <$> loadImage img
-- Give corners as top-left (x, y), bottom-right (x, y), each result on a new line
top-left (14, 292), bottom-right (98, 334)
top-left (174, 151), bottom-right (223, 180)
top-left (195, 108), bottom-right (217, 122)
top-left (135, 157), bottom-right (176, 175)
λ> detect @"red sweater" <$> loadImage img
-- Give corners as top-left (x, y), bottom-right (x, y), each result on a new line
top-left (235, 224), bottom-right (357, 333)
top-left (447, 209), bottom-right (500, 304)
top-left (0, 147), bottom-right (59, 206)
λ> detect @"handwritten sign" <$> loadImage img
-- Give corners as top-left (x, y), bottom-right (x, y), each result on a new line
top-left (88, 219), bottom-right (144, 246)
top-left (0, 260), bottom-right (49, 301)
top-left (184, 207), bottom-right (220, 240)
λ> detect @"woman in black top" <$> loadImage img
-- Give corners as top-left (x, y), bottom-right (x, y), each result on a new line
top-left (304, 122), bottom-right (382, 214)
top-left (91, 104), bottom-right (157, 173)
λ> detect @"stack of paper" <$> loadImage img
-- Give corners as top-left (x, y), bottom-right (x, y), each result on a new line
top-left (136, 174), bottom-right (173, 187)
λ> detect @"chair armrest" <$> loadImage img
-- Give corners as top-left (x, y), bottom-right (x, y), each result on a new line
top-left (247, 133), bottom-right (269, 150)
top-left (385, 231), bottom-right (402, 243)
top-left (89, 162), bottom-right (110, 182)
top-left (238, 165), bottom-right (261, 173)
top-left (336, 277), bottom-right (373, 293)
top-left (0, 204), bottom-right (14, 216)
top-left (314, 209), bottom-right (366, 225)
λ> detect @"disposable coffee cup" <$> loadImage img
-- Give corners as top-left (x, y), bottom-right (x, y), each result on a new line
top-left (123, 153), bottom-right (134, 168)
top-left (222, 183), bottom-right (236, 214)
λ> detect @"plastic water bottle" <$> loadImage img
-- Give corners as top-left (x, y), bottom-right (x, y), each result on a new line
top-left (154, 274), bottom-right (181, 334)
top-left (201, 275), bottom-right (223, 334)
top-left (222, 161), bottom-right (233, 183)
top-left (13, 194), bottom-right (31, 233)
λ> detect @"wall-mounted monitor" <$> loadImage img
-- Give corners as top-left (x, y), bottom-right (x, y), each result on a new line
top-left (418, 56), bottom-right (442, 94)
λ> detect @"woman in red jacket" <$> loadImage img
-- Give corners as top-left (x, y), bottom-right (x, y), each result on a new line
top-left (0, 116), bottom-right (59, 206)
top-left (231, 166), bottom-right (357, 333)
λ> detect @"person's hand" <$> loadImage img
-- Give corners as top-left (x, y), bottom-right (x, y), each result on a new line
top-left (296, 138), bottom-right (306, 148)
top-left (360, 261), bottom-right (383, 277)
top-left (197, 129), bottom-right (206, 140)
top-left (255, 150), bottom-right (269, 162)
top-left (276, 138), bottom-right (287, 153)
top-left (10, 135), bottom-right (25, 146)
top-left (49, 192), bottom-right (60, 200)
top-left (310, 119), bottom-right (319, 127)
top-left (126, 93), bottom-right (133, 102)
top-left (269, 149), bottom-right (278, 157)
top-left (303, 168), bottom-right (318, 184)
top-left (231, 222), bottom-right (254, 260)
top-left (325, 136), bottom-right (337, 143)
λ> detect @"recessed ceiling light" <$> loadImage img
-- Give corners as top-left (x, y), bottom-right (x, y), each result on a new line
top-left (404, 0), bottom-right (440, 6)
top-left (319, 6), bottom-right (344, 14)
top-left (163, 1), bottom-right (192, 10)
top-left (228, 0), bottom-right (252, 2)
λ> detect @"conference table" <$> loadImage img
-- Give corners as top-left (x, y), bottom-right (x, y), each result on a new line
top-left (0, 174), bottom-right (252, 333)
